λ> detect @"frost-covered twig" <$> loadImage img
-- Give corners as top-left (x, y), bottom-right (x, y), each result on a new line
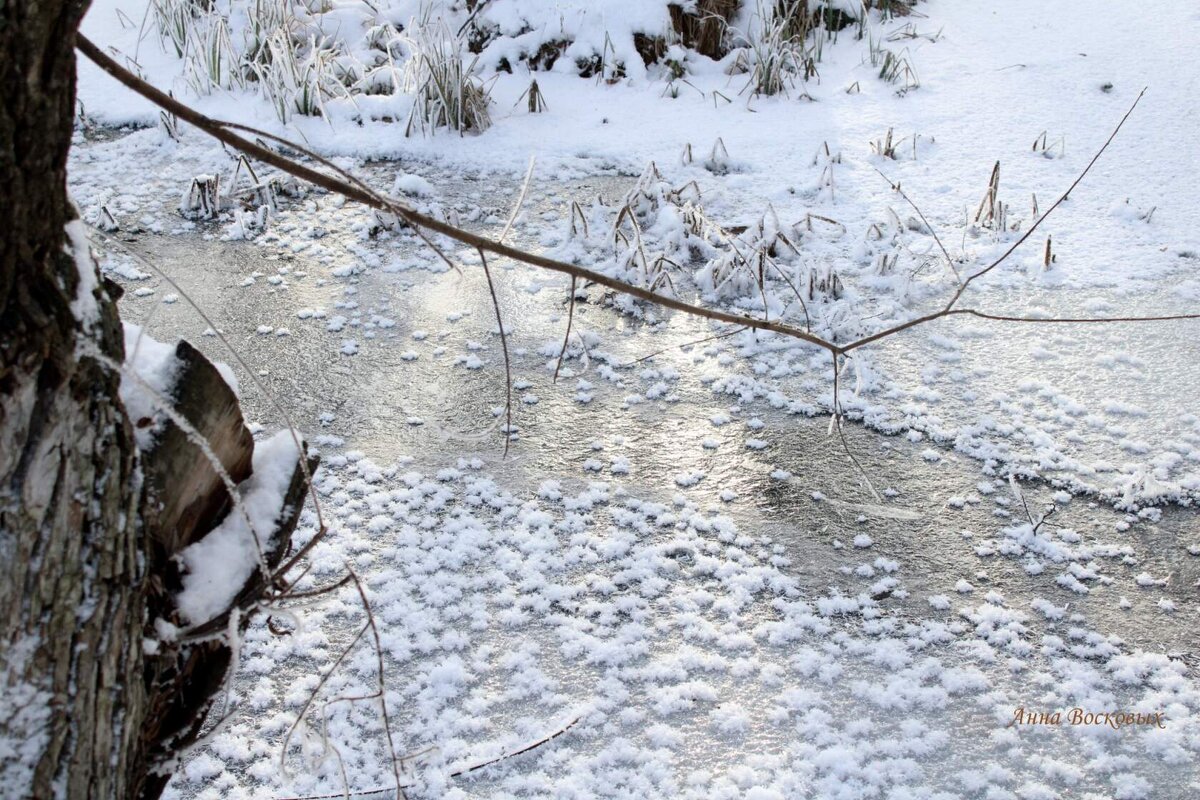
top-left (347, 567), bottom-right (404, 800)
top-left (500, 155), bottom-right (535, 245)
top-left (279, 624), bottom-right (368, 783)
top-left (274, 571), bottom-right (401, 798)
top-left (1008, 475), bottom-right (1055, 534)
top-left (452, 713), bottom-right (581, 775)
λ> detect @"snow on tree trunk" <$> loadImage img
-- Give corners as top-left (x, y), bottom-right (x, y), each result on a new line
top-left (0, 2), bottom-right (147, 796)
top-left (0, 5), bottom-right (313, 797)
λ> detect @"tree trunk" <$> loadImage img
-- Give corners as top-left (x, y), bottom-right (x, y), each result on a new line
top-left (1, 10), bottom-right (316, 798)
top-left (0, 2), bottom-right (148, 798)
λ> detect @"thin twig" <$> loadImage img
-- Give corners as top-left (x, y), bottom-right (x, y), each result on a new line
top-left (623, 324), bottom-right (747, 367)
top-left (279, 624), bottom-right (368, 782)
top-left (274, 714), bottom-right (582, 800)
top-left (829, 354), bottom-right (882, 502)
top-left (834, 414), bottom-right (881, 502)
top-left (841, 88), bottom-right (1150, 353)
top-left (948, 88), bottom-right (1147, 307)
top-left (553, 276), bottom-right (577, 382)
top-left (347, 568), bottom-right (404, 800)
top-left (871, 165), bottom-right (960, 283)
top-left (455, 714), bottom-right (581, 775)
top-left (455, 0), bottom-right (491, 37)
top-left (478, 249), bottom-right (513, 457)
top-left (954, 308), bottom-right (1200, 325)
top-left (272, 573), bottom-right (354, 603)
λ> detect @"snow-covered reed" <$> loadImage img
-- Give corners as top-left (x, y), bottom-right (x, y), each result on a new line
top-left (738, 0), bottom-right (810, 97)
top-left (732, 0), bottom-right (874, 98)
top-left (251, 31), bottom-right (346, 122)
top-left (150, 0), bottom-right (356, 122)
top-left (143, 0), bottom-right (932, 133)
top-left (402, 10), bottom-right (492, 136)
top-left (183, 13), bottom-right (241, 95)
top-left (150, 0), bottom-right (197, 59)
top-left (867, 30), bottom-right (920, 94)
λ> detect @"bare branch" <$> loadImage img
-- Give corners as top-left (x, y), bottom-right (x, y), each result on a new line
top-left (479, 248), bottom-right (513, 456)
top-left (946, 88), bottom-right (1147, 307)
top-left (870, 165), bottom-right (960, 283)
top-left (553, 276), bottom-right (577, 382)
top-left (80, 38), bottom-right (1177, 372)
top-left (76, 36), bottom-right (837, 355)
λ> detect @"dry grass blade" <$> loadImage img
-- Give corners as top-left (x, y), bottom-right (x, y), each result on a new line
top-left (514, 78), bottom-right (548, 113)
top-left (974, 160), bottom-right (1000, 226)
top-left (403, 10), bottom-right (492, 136)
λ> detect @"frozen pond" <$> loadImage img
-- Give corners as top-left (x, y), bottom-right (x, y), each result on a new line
top-left (76, 140), bottom-right (1200, 799)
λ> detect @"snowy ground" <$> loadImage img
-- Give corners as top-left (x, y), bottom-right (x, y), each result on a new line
top-left (70, 0), bottom-right (1200, 797)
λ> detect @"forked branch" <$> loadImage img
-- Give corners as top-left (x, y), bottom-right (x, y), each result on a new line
top-left (76, 38), bottom-right (1195, 400)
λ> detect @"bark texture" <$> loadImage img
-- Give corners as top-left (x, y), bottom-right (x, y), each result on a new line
top-left (1, 6), bottom-right (312, 797)
top-left (0, 1), bottom-right (146, 797)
